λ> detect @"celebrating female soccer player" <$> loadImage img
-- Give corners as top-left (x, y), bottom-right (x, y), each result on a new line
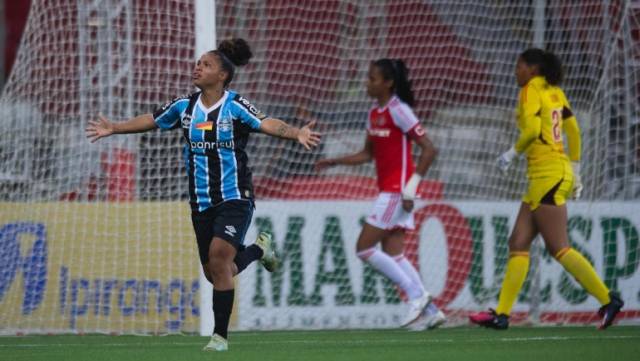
top-left (315, 59), bottom-right (445, 330)
top-left (469, 48), bottom-right (623, 330)
top-left (86, 38), bottom-right (320, 350)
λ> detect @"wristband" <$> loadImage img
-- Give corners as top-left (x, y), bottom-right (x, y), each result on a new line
top-left (402, 173), bottom-right (421, 200)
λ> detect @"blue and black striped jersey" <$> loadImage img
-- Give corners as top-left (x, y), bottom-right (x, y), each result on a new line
top-left (153, 90), bottom-right (266, 212)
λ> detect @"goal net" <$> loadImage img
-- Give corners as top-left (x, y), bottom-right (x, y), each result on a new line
top-left (1, 0), bottom-right (639, 334)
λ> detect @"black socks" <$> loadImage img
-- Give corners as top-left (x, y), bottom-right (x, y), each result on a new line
top-left (212, 289), bottom-right (234, 339)
top-left (233, 244), bottom-right (264, 274)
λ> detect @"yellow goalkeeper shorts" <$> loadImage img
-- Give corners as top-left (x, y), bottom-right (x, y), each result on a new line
top-left (522, 160), bottom-right (574, 211)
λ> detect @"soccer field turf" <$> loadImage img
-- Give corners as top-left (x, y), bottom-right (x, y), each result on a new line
top-left (1, 326), bottom-right (639, 361)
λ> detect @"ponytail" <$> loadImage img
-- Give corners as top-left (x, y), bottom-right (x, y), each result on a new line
top-left (372, 58), bottom-right (416, 106)
top-left (540, 51), bottom-right (563, 85)
top-left (520, 48), bottom-right (564, 85)
top-left (209, 38), bottom-right (253, 88)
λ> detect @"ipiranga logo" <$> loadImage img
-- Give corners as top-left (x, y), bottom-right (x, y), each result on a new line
top-left (0, 222), bottom-right (48, 315)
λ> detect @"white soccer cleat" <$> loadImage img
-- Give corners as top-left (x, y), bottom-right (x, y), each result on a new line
top-left (203, 333), bottom-right (228, 352)
top-left (407, 302), bottom-right (447, 331)
top-left (426, 310), bottom-right (446, 329)
top-left (255, 232), bottom-right (279, 272)
top-left (401, 292), bottom-right (431, 327)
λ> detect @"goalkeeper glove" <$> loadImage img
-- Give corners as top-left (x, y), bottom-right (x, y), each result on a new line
top-left (402, 173), bottom-right (421, 200)
top-left (571, 162), bottom-right (583, 200)
top-left (496, 146), bottom-right (518, 174)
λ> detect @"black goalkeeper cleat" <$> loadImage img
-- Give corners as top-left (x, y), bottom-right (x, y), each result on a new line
top-left (469, 309), bottom-right (509, 330)
top-left (598, 291), bottom-right (624, 330)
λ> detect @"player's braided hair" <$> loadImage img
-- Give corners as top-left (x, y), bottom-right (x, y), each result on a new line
top-left (372, 58), bottom-right (415, 107)
top-left (520, 48), bottom-right (563, 86)
top-left (210, 38), bottom-right (253, 88)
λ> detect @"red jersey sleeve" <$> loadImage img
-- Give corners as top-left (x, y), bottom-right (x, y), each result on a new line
top-left (406, 123), bottom-right (426, 141)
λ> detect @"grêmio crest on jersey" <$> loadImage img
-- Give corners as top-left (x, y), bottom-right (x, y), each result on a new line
top-left (218, 117), bottom-right (232, 132)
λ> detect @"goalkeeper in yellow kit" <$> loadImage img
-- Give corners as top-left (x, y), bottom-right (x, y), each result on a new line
top-left (469, 48), bottom-right (623, 330)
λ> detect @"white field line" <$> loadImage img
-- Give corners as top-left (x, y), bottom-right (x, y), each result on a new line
top-left (0, 334), bottom-right (638, 348)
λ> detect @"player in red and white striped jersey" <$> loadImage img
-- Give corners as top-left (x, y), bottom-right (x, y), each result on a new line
top-left (316, 59), bottom-right (445, 330)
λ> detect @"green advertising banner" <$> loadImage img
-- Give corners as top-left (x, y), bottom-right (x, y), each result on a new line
top-left (207, 201), bottom-right (640, 330)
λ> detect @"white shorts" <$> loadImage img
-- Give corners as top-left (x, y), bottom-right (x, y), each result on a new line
top-left (365, 192), bottom-right (415, 230)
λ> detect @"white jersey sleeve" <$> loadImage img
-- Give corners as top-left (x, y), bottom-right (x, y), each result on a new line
top-left (389, 99), bottom-right (420, 133)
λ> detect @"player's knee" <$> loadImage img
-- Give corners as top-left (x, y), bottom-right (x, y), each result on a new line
top-left (381, 239), bottom-right (404, 255)
top-left (208, 251), bottom-right (231, 276)
top-left (508, 235), bottom-right (531, 252)
top-left (208, 260), bottom-right (230, 281)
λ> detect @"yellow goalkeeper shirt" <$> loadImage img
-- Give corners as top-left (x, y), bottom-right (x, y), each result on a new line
top-left (515, 76), bottom-right (581, 172)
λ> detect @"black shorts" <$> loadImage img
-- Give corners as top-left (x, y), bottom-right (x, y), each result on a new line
top-left (191, 199), bottom-right (254, 264)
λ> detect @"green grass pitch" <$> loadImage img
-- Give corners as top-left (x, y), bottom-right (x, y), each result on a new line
top-left (2, 326), bottom-right (639, 361)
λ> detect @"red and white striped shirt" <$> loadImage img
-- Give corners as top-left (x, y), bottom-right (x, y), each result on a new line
top-left (367, 96), bottom-right (425, 193)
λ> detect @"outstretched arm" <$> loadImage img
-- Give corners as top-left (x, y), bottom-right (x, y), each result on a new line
top-left (260, 117), bottom-right (321, 150)
top-left (315, 134), bottom-right (372, 171)
top-left (85, 114), bottom-right (156, 143)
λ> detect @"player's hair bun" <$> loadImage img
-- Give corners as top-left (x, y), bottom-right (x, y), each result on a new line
top-left (217, 38), bottom-right (253, 67)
